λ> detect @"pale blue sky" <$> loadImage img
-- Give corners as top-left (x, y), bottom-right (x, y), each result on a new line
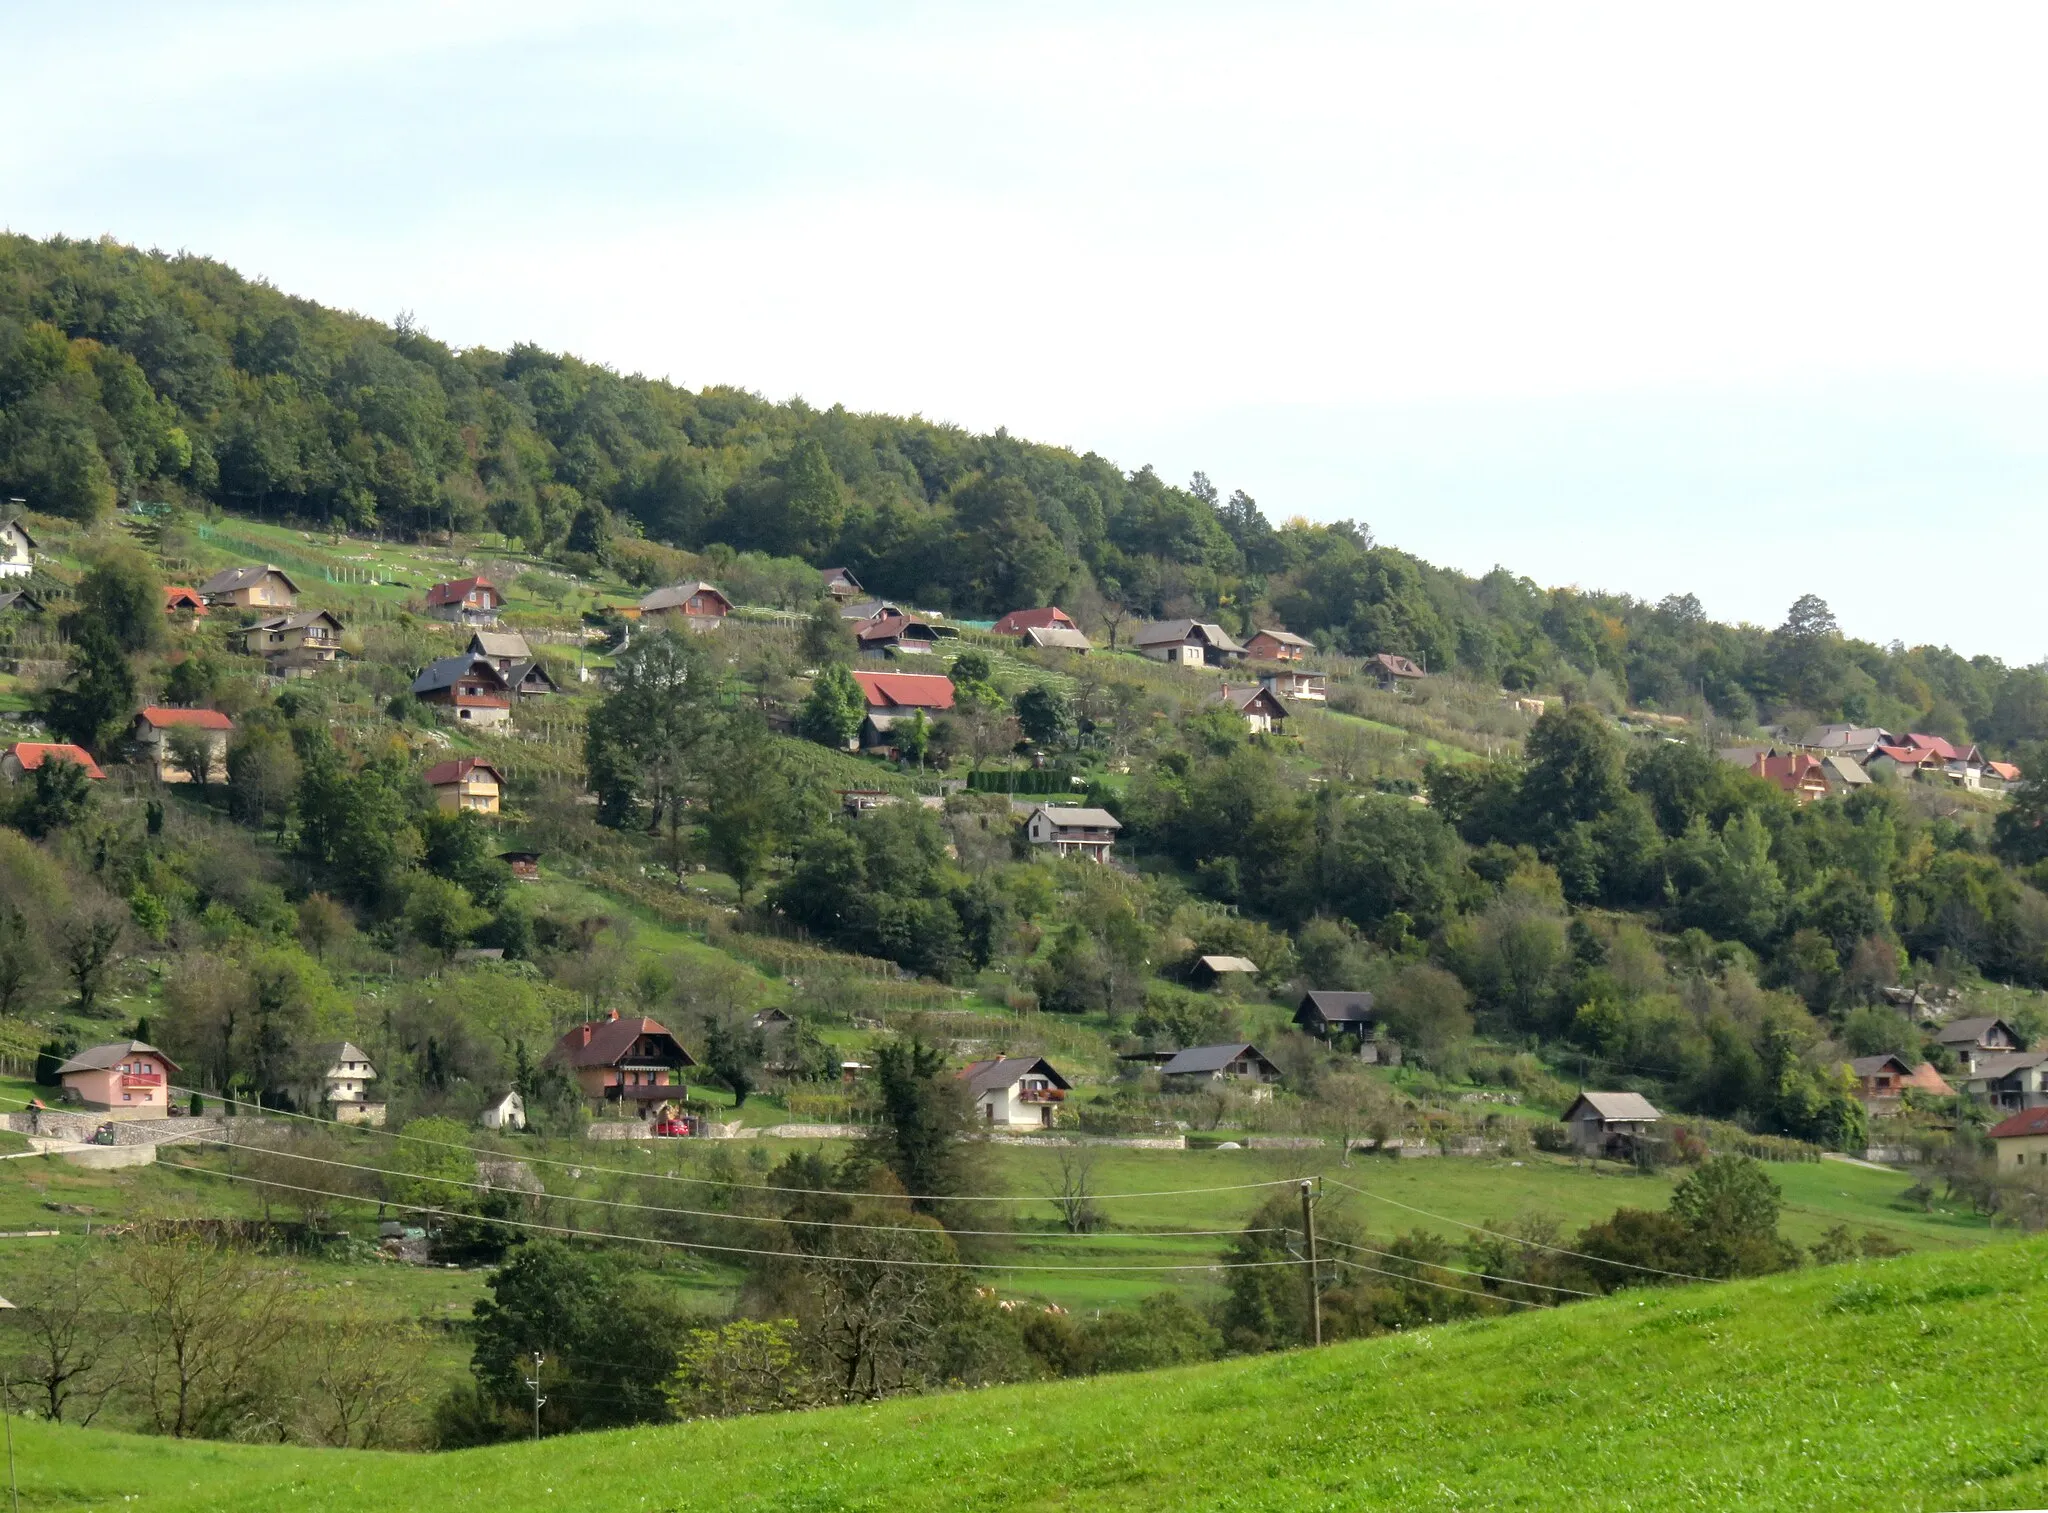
top-left (7, 3), bottom-right (2045, 660)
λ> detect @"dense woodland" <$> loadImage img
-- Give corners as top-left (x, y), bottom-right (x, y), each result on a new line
top-left (2, 232), bottom-right (2048, 1450)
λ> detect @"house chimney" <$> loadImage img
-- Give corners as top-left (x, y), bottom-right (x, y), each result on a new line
top-left (607, 1007), bottom-right (620, 1022)
top-left (580, 1024), bottom-right (593, 1047)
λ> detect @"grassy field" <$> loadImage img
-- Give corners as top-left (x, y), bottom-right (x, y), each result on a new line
top-left (15, 1234), bottom-right (2048, 1512)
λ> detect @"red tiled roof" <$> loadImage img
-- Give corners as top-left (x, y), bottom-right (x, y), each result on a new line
top-left (849, 670), bottom-right (955, 711)
top-left (163, 586), bottom-right (207, 613)
top-left (992, 607), bottom-right (1075, 636)
top-left (1987, 761), bottom-right (2023, 782)
top-left (426, 576), bottom-right (496, 607)
top-left (7, 742), bottom-right (105, 779)
top-left (137, 707), bottom-right (233, 731)
top-left (1751, 753), bottom-right (1828, 793)
top-left (1989, 1108), bottom-right (2048, 1140)
top-left (548, 1015), bottom-right (695, 1070)
top-left (424, 757), bottom-right (504, 787)
top-left (1872, 744), bottom-right (1938, 766)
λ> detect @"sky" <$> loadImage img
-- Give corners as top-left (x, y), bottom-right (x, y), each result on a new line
top-left (6, 2), bottom-right (2046, 660)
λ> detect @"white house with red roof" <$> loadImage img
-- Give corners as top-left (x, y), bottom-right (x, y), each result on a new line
top-left (132, 707), bottom-right (233, 783)
top-left (425, 575), bottom-right (503, 625)
top-left (850, 669), bottom-right (954, 754)
top-left (1, 742), bottom-right (105, 783)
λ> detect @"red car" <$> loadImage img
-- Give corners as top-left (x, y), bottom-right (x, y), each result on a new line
top-left (651, 1118), bottom-right (690, 1138)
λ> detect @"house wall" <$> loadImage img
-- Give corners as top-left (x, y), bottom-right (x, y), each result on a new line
top-left (433, 776), bottom-right (501, 813)
top-left (61, 1054), bottom-right (172, 1115)
top-left (1997, 1132), bottom-right (2048, 1170)
top-left (141, 728), bottom-right (229, 784)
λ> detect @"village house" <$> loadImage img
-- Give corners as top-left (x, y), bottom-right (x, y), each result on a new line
top-left (1024, 804), bottom-right (1122, 862)
top-left (1933, 1016), bottom-right (2021, 1073)
top-left (479, 1089), bottom-right (527, 1131)
top-left (198, 563), bottom-right (300, 610)
top-left (749, 1007), bottom-right (794, 1032)
top-left (0, 587), bottom-right (45, 616)
top-left (820, 566), bottom-right (865, 600)
top-left (56, 1040), bottom-right (178, 1117)
top-left (1958, 1051), bottom-right (2048, 1112)
top-left (993, 606), bottom-right (1078, 638)
top-left (1216, 683), bottom-right (1289, 735)
top-left (1983, 761), bottom-right (2024, 793)
top-left (1191, 954), bottom-right (1259, 989)
top-left (318, 1041), bottom-right (385, 1126)
top-left (1796, 725), bottom-right (1893, 761)
top-left (958, 1055), bottom-right (1071, 1128)
top-left (425, 756), bottom-right (505, 814)
top-left (1293, 990), bottom-right (1379, 1041)
top-left (837, 596), bottom-right (905, 622)
top-left (2, 742), bottom-right (104, 783)
top-left (1819, 753), bottom-right (1872, 794)
top-left (465, 630), bottom-right (531, 674)
top-left (1244, 627), bottom-right (1314, 662)
top-left (1132, 619), bottom-right (1247, 668)
top-left (499, 850), bottom-right (542, 882)
top-left (132, 707), bottom-right (233, 784)
top-left (1866, 744), bottom-right (1940, 782)
top-left (425, 575), bottom-right (504, 625)
top-left (1901, 733), bottom-right (1986, 787)
top-left (546, 1010), bottom-right (697, 1117)
top-left (849, 669), bottom-right (955, 754)
top-left (1363, 652), bottom-right (1426, 692)
top-left (234, 609), bottom-right (345, 672)
top-left (1988, 1107), bottom-right (2048, 1170)
top-left (162, 585), bottom-right (206, 617)
top-left (1259, 668), bottom-right (1327, 703)
top-left (856, 610), bottom-right (958, 657)
top-left (1560, 1091), bottom-right (1662, 1157)
top-left (0, 508), bottom-right (38, 577)
top-left (411, 654), bottom-right (514, 727)
top-left (638, 581), bottom-right (732, 629)
top-left (1158, 1042), bottom-right (1281, 1090)
top-left (1021, 625), bottom-right (1094, 653)
top-left (1844, 1054), bottom-right (1954, 1104)
top-left (1748, 752), bottom-right (1832, 805)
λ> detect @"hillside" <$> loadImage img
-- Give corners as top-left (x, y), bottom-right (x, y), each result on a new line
top-left (17, 1237), bottom-right (2048, 1512)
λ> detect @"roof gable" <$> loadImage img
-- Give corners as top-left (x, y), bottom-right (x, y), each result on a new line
top-left (850, 670), bottom-right (955, 710)
top-left (548, 1015), bottom-right (696, 1070)
top-left (1159, 1042), bottom-right (1273, 1076)
top-left (1564, 1091), bottom-right (1663, 1122)
top-left (958, 1055), bottom-right (1071, 1096)
top-left (426, 575), bottom-right (497, 606)
top-left (7, 742), bottom-right (105, 779)
top-left (424, 756), bottom-right (505, 788)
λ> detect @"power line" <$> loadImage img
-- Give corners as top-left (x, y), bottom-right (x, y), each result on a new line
top-left (155, 1084), bottom-right (1311, 1204)
top-left (1315, 1234), bottom-right (1602, 1298)
top-left (1321, 1177), bottom-right (1715, 1283)
top-left (157, 1159), bottom-right (1309, 1275)
top-left (175, 1136), bottom-right (1279, 1241)
top-left (1324, 1254), bottom-right (1553, 1309)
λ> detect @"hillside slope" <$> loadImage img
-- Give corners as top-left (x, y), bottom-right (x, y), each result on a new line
top-left (22, 1237), bottom-right (2048, 1512)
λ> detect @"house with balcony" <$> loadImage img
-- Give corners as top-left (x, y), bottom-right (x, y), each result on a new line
top-left (426, 575), bottom-right (504, 625)
top-left (412, 654), bottom-right (514, 728)
top-left (1294, 990), bottom-right (1379, 1042)
top-left (425, 756), bottom-right (505, 814)
top-left (1934, 1016), bottom-right (2022, 1073)
top-left (1024, 804), bottom-right (1121, 862)
top-left (1364, 652), bottom-right (1426, 692)
top-left (1216, 683), bottom-right (1289, 734)
top-left (234, 609), bottom-right (345, 673)
top-left (1958, 1051), bottom-right (2048, 1112)
top-left (132, 707), bottom-right (233, 783)
top-left (0, 508), bottom-right (38, 578)
top-left (1259, 668), bottom-right (1326, 703)
top-left (855, 610), bottom-right (958, 657)
top-left (821, 566), bottom-right (865, 600)
top-left (56, 1040), bottom-right (178, 1118)
top-left (546, 1010), bottom-right (697, 1117)
top-left (1131, 619), bottom-right (1246, 668)
top-left (1561, 1091), bottom-right (1662, 1157)
top-left (1748, 752), bottom-right (1832, 805)
top-left (199, 563), bottom-right (301, 610)
top-left (959, 1055), bottom-right (1071, 1128)
top-left (1845, 1054), bottom-right (1953, 1107)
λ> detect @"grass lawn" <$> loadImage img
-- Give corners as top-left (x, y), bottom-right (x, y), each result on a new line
top-left (18, 1234), bottom-right (2048, 1511)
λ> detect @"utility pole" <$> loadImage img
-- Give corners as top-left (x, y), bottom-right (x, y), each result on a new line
top-left (1299, 1179), bottom-right (1322, 1347)
top-left (1, 1292), bottom-right (17, 1513)
top-left (525, 1352), bottom-right (547, 1443)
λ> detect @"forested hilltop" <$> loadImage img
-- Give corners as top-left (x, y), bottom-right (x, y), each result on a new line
top-left (2, 232), bottom-right (2043, 742)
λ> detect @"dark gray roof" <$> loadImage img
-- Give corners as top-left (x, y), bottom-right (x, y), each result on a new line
top-left (1158, 1042), bottom-right (1272, 1077)
top-left (1847, 1054), bottom-right (1913, 1077)
top-left (199, 563), bottom-right (302, 596)
top-left (411, 655), bottom-right (507, 694)
top-left (958, 1056), bottom-right (1071, 1097)
top-left (1297, 991), bottom-right (1376, 1024)
top-left (639, 581), bottom-right (729, 612)
top-left (505, 658), bottom-right (558, 692)
top-left (1935, 1016), bottom-right (2015, 1046)
top-left (1132, 619), bottom-right (1245, 652)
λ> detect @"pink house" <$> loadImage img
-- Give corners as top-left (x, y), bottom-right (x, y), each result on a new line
top-left (56, 1040), bottom-right (180, 1117)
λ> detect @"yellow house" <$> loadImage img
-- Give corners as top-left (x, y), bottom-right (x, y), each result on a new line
top-left (1989, 1107), bottom-right (2048, 1170)
top-left (198, 563), bottom-right (302, 609)
top-left (424, 756), bottom-right (503, 814)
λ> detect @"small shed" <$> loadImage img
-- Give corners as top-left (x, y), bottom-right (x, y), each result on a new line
top-left (499, 850), bottom-right (542, 882)
top-left (1561, 1091), bottom-right (1662, 1156)
top-left (1294, 990), bottom-right (1377, 1040)
top-left (1158, 1043), bottom-right (1280, 1087)
top-left (1191, 954), bottom-right (1259, 989)
top-left (479, 1090), bottom-right (527, 1132)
